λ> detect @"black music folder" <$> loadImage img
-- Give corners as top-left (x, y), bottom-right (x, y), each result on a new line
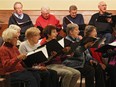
top-left (80, 37), bottom-right (97, 46)
top-left (23, 45), bottom-right (48, 67)
top-left (58, 38), bottom-right (79, 53)
top-left (97, 15), bottom-right (116, 23)
top-left (46, 39), bottom-right (64, 56)
top-left (95, 41), bottom-right (116, 53)
top-left (92, 37), bottom-right (106, 48)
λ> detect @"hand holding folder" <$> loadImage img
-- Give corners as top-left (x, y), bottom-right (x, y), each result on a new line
top-left (95, 41), bottom-right (116, 53)
top-left (97, 15), bottom-right (116, 23)
top-left (23, 45), bottom-right (48, 67)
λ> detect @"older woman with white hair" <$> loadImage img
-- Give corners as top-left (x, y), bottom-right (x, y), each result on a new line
top-left (8, 24), bottom-right (22, 46)
top-left (0, 28), bottom-right (41, 87)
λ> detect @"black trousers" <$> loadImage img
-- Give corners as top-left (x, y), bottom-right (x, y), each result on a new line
top-left (77, 63), bottom-right (105, 87)
top-left (48, 69), bottom-right (59, 87)
top-left (10, 70), bottom-right (40, 87)
top-left (107, 65), bottom-right (116, 87)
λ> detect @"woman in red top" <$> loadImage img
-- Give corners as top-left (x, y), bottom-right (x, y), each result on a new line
top-left (0, 28), bottom-right (40, 87)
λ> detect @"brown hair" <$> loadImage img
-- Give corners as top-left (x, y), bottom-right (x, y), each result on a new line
top-left (84, 25), bottom-right (96, 37)
top-left (43, 25), bottom-right (57, 39)
top-left (25, 27), bottom-right (40, 39)
top-left (69, 5), bottom-right (77, 11)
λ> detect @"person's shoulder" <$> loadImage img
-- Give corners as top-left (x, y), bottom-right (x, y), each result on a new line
top-left (20, 41), bottom-right (27, 47)
top-left (49, 14), bottom-right (57, 18)
top-left (92, 12), bottom-right (99, 16)
top-left (77, 14), bottom-right (83, 16)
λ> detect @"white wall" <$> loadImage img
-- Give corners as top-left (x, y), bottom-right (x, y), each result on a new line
top-left (0, 0), bottom-right (116, 10)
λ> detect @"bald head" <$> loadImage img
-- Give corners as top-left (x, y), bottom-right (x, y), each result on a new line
top-left (98, 1), bottom-right (107, 14)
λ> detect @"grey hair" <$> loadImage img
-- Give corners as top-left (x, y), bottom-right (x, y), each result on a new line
top-left (9, 24), bottom-right (21, 31)
top-left (66, 23), bottom-right (79, 35)
top-left (2, 28), bottom-right (17, 42)
top-left (69, 5), bottom-right (77, 11)
top-left (41, 6), bottom-right (50, 13)
top-left (14, 2), bottom-right (23, 9)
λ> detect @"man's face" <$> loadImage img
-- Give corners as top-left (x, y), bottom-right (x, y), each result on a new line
top-left (69, 10), bottom-right (77, 18)
top-left (41, 10), bottom-right (50, 19)
top-left (98, 2), bottom-right (107, 13)
top-left (14, 3), bottom-right (23, 15)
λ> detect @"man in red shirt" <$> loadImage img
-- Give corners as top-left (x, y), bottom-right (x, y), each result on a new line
top-left (35, 6), bottom-right (61, 37)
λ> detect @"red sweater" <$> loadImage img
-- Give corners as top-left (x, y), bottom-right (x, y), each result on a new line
top-left (90, 48), bottom-right (103, 63)
top-left (35, 14), bottom-right (60, 28)
top-left (0, 42), bottom-right (24, 75)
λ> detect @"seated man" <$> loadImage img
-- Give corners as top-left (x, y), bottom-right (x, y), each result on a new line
top-left (63, 5), bottom-right (84, 35)
top-left (35, 6), bottom-right (62, 37)
top-left (89, 1), bottom-right (113, 43)
top-left (8, 2), bottom-right (33, 41)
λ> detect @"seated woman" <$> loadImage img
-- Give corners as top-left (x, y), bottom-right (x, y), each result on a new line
top-left (19, 27), bottom-right (59, 87)
top-left (0, 29), bottom-right (40, 87)
top-left (84, 25), bottom-right (106, 70)
top-left (63, 24), bottom-right (105, 87)
top-left (0, 24), bottom-right (22, 47)
top-left (40, 25), bottom-right (80, 87)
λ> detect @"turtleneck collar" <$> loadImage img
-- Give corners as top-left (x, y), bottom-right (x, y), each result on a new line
top-left (4, 42), bottom-right (13, 48)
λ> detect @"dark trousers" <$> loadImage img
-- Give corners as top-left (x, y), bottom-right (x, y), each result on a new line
top-left (107, 65), bottom-right (116, 87)
top-left (48, 69), bottom-right (59, 87)
top-left (10, 70), bottom-right (40, 87)
top-left (77, 63), bottom-right (105, 87)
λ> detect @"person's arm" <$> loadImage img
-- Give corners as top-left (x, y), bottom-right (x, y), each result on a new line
top-left (8, 15), bottom-right (17, 26)
top-left (80, 14), bottom-right (84, 24)
top-left (35, 17), bottom-right (41, 27)
top-left (19, 42), bottom-right (28, 54)
top-left (0, 49), bottom-right (22, 70)
top-left (62, 16), bottom-right (67, 32)
top-left (89, 15), bottom-right (96, 25)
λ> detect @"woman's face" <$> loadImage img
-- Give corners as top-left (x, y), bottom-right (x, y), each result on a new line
top-left (48, 29), bottom-right (58, 40)
top-left (89, 29), bottom-right (97, 38)
top-left (31, 33), bottom-right (41, 44)
top-left (70, 27), bottom-right (80, 38)
top-left (10, 34), bottom-right (18, 46)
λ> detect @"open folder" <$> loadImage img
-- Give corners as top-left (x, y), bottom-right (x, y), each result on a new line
top-left (97, 15), bottom-right (116, 23)
top-left (23, 45), bottom-right (48, 67)
top-left (46, 39), bottom-right (64, 56)
top-left (58, 38), bottom-right (79, 54)
top-left (95, 41), bottom-right (116, 53)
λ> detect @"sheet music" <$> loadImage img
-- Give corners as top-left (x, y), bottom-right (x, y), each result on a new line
top-left (58, 38), bottom-right (64, 47)
top-left (109, 41), bottom-right (116, 46)
top-left (27, 45), bottom-right (48, 58)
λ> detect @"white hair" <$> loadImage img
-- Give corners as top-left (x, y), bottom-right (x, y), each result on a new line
top-left (41, 6), bottom-right (50, 13)
top-left (2, 28), bottom-right (17, 42)
top-left (9, 24), bottom-right (21, 31)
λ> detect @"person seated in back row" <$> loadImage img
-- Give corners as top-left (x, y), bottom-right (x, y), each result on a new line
top-left (35, 6), bottom-right (62, 38)
top-left (8, 2), bottom-right (33, 41)
top-left (63, 5), bottom-right (84, 36)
